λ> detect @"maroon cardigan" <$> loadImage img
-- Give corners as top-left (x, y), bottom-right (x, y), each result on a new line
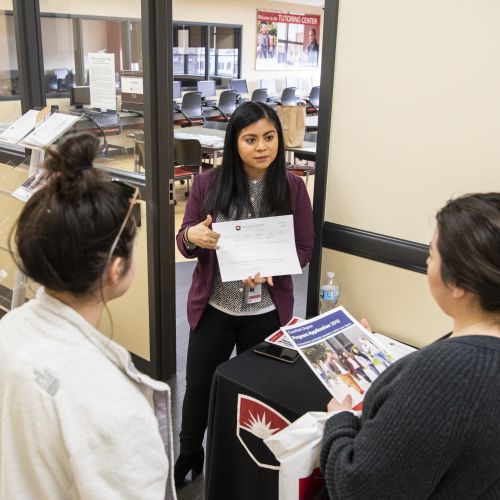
top-left (176, 169), bottom-right (314, 331)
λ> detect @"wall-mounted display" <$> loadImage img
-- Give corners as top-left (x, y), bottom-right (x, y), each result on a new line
top-left (256, 9), bottom-right (320, 70)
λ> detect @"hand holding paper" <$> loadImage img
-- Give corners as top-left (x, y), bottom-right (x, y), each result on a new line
top-left (212, 215), bottom-right (301, 282)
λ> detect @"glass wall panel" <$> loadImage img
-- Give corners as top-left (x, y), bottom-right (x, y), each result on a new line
top-left (0, 5), bottom-right (22, 125)
top-left (173, 24), bottom-right (207, 87)
top-left (41, 16), bottom-right (75, 96)
top-left (37, 1), bottom-right (150, 360)
top-left (209, 26), bottom-right (239, 80)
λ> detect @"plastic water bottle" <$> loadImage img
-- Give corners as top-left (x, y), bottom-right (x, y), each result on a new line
top-left (319, 271), bottom-right (340, 314)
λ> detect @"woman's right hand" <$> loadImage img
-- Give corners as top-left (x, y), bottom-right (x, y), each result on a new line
top-left (186, 215), bottom-right (220, 250)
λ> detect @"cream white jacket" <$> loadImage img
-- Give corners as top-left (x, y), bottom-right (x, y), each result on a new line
top-left (0, 289), bottom-right (176, 500)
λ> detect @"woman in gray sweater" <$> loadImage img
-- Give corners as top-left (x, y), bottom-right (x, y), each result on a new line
top-left (321, 193), bottom-right (500, 499)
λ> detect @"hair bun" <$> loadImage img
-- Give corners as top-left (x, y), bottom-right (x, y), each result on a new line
top-left (45, 132), bottom-right (99, 179)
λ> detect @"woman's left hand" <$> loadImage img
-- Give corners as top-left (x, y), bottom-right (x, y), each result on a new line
top-left (327, 395), bottom-right (352, 413)
top-left (242, 272), bottom-right (274, 288)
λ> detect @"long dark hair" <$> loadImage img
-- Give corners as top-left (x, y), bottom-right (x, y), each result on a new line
top-left (436, 192), bottom-right (500, 312)
top-left (203, 101), bottom-right (291, 219)
top-left (10, 132), bottom-right (137, 296)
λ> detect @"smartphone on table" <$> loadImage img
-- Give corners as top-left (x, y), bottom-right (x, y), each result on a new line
top-left (253, 341), bottom-right (300, 364)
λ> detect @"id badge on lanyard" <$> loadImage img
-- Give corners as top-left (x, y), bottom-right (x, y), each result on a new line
top-left (245, 284), bottom-right (262, 304)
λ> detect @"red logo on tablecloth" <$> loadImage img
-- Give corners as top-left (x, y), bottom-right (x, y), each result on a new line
top-left (299, 467), bottom-right (329, 499)
top-left (236, 394), bottom-right (291, 469)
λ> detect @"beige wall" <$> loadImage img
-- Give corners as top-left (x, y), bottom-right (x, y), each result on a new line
top-left (321, 250), bottom-right (451, 348)
top-left (41, 17), bottom-right (75, 70)
top-left (0, 99), bottom-right (21, 122)
top-left (326, 0), bottom-right (500, 243)
top-left (321, 0), bottom-right (500, 346)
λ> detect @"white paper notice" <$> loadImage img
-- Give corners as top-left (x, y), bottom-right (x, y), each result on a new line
top-left (20, 113), bottom-right (80, 149)
top-left (212, 214), bottom-right (302, 282)
top-left (121, 76), bottom-right (143, 94)
top-left (89, 52), bottom-right (116, 111)
top-left (0, 110), bottom-right (39, 144)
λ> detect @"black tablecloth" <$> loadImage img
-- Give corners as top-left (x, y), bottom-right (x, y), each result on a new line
top-left (205, 349), bottom-right (331, 500)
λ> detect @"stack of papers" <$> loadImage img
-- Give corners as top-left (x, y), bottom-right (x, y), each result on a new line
top-left (0, 110), bottom-right (39, 144)
top-left (20, 113), bottom-right (80, 149)
top-left (0, 110), bottom-right (81, 150)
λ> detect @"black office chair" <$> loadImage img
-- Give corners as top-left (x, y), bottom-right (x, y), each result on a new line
top-left (45, 73), bottom-right (59, 93)
top-left (305, 86), bottom-right (320, 115)
top-left (173, 138), bottom-right (204, 202)
top-left (251, 88), bottom-right (268, 103)
top-left (206, 90), bottom-right (238, 122)
top-left (62, 72), bottom-right (76, 92)
top-left (174, 92), bottom-right (205, 127)
top-left (286, 131), bottom-right (317, 186)
top-left (279, 87), bottom-right (298, 106)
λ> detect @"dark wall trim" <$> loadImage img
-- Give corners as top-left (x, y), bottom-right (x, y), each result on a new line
top-left (306, 0), bottom-right (339, 318)
top-left (323, 223), bottom-right (429, 274)
top-left (12, 0), bottom-right (46, 113)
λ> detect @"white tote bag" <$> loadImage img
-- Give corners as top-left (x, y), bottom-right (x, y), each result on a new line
top-left (264, 411), bottom-right (332, 500)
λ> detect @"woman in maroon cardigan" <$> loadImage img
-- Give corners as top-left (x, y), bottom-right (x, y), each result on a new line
top-left (174, 102), bottom-right (314, 487)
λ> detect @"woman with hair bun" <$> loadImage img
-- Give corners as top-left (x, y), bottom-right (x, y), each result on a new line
top-left (321, 193), bottom-right (500, 499)
top-left (0, 132), bottom-right (176, 499)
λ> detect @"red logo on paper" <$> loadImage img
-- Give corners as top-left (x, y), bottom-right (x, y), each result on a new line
top-left (236, 394), bottom-right (290, 469)
top-left (235, 225), bottom-right (241, 231)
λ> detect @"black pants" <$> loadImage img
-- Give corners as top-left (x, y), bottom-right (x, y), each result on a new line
top-left (179, 305), bottom-right (280, 455)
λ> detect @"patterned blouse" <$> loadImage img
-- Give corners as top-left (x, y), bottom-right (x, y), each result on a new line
top-left (202, 175), bottom-right (276, 316)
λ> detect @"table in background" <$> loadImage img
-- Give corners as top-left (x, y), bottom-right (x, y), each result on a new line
top-left (174, 127), bottom-right (225, 165)
top-left (174, 126), bottom-right (317, 167)
top-left (305, 115), bottom-right (318, 131)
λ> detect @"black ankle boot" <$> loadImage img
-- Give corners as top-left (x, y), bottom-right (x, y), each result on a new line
top-left (174, 448), bottom-right (205, 488)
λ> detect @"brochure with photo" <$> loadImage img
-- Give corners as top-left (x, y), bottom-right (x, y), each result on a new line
top-left (11, 170), bottom-right (48, 202)
top-left (282, 307), bottom-right (414, 410)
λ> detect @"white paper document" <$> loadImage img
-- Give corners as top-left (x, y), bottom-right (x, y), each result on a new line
top-left (0, 110), bottom-right (39, 144)
top-left (20, 113), bottom-right (80, 149)
top-left (212, 214), bottom-right (302, 282)
top-left (89, 52), bottom-right (117, 111)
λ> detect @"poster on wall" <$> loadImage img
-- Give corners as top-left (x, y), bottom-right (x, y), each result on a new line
top-left (256, 9), bottom-right (321, 70)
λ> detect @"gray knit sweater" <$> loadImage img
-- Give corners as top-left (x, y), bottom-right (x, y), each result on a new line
top-left (320, 335), bottom-right (500, 499)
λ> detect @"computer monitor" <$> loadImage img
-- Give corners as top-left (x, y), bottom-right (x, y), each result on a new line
top-left (197, 80), bottom-right (216, 99)
top-left (230, 79), bottom-right (248, 94)
top-left (70, 86), bottom-right (91, 108)
top-left (173, 80), bottom-right (182, 99)
top-left (120, 72), bottom-right (144, 113)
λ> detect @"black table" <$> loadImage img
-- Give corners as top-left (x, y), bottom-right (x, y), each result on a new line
top-left (205, 348), bottom-right (331, 500)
